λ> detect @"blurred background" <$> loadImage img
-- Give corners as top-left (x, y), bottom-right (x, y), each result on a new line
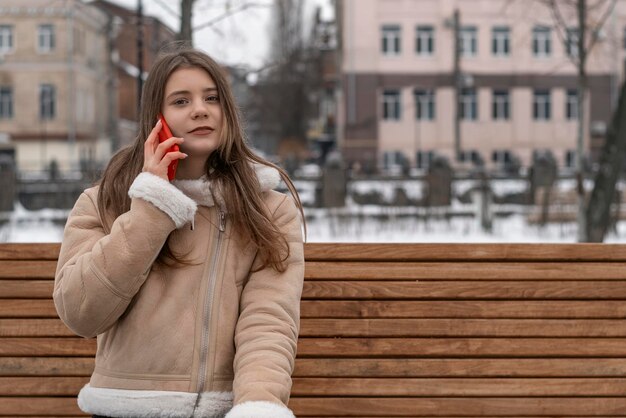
top-left (1, 0), bottom-right (626, 243)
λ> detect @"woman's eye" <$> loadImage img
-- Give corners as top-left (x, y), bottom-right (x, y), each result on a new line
top-left (206, 95), bottom-right (219, 102)
top-left (173, 98), bottom-right (188, 105)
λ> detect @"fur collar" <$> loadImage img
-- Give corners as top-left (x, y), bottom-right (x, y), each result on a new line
top-left (172, 163), bottom-right (281, 208)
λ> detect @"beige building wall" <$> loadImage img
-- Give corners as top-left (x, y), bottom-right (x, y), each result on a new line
top-left (341, 0), bottom-right (626, 170)
top-left (0, 0), bottom-right (109, 172)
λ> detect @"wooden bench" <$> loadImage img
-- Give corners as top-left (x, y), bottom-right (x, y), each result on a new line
top-left (1, 242), bottom-right (626, 417)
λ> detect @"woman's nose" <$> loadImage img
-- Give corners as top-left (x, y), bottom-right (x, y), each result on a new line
top-left (191, 102), bottom-right (209, 119)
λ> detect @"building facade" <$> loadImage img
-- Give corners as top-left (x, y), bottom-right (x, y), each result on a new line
top-left (92, 0), bottom-right (177, 149)
top-left (0, 0), bottom-right (110, 172)
top-left (339, 0), bottom-right (626, 172)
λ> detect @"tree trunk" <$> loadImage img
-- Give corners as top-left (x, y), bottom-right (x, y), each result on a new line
top-left (576, 0), bottom-right (587, 241)
top-left (178, 0), bottom-right (195, 45)
top-left (585, 79), bottom-right (626, 242)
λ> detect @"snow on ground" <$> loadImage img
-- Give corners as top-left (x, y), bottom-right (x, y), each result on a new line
top-left (5, 177), bottom-right (626, 243)
top-left (4, 204), bottom-right (626, 243)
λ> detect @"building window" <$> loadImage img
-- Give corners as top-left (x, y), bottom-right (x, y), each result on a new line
top-left (460, 26), bottom-right (478, 56)
top-left (0, 25), bottom-right (13, 54)
top-left (416, 150), bottom-right (435, 169)
top-left (414, 89), bottom-right (435, 120)
top-left (382, 89), bottom-right (401, 120)
top-left (492, 150), bottom-right (512, 164)
top-left (415, 25), bottom-right (434, 55)
top-left (0, 86), bottom-right (13, 119)
top-left (461, 88), bottom-right (478, 120)
top-left (566, 27), bottom-right (579, 57)
top-left (492, 90), bottom-right (510, 120)
top-left (565, 150), bottom-right (576, 168)
top-left (40, 84), bottom-right (56, 120)
top-left (533, 89), bottom-right (551, 120)
top-left (566, 89), bottom-right (579, 120)
top-left (533, 26), bottom-right (551, 57)
top-left (38, 24), bottom-right (55, 53)
top-left (382, 151), bottom-right (408, 173)
top-left (492, 26), bottom-right (510, 56)
top-left (381, 25), bottom-right (401, 55)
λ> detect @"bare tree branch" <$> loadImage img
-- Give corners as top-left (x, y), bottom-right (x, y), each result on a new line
top-left (548, 0), bottom-right (580, 67)
top-left (586, 0), bottom-right (617, 52)
top-left (154, 0), bottom-right (180, 18)
top-left (192, 1), bottom-right (271, 31)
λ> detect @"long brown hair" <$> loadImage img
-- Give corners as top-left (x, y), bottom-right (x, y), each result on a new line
top-left (97, 47), bottom-right (305, 272)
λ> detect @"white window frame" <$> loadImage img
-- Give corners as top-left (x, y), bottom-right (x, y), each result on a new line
top-left (416, 25), bottom-right (434, 56)
top-left (461, 88), bottom-right (478, 120)
top-left (382, 89), bottom-right (401, 121)
top-left (566, 27), bottom-right (579, 58)
top-left (533, 89), bottom-right (551, 121)
top-left (566, 89), bottom-right (579, 120)
top-left (0, 25), bottom-right (14, 54)
top-left (532, 26), bottom-right (551, 57)
top-left (492, 90), bottom-right (510, 120)
top-left (38, 24), bottom-right (55, 53)
top-left (40, 84), bottom-right (56, 120)
top-left (381, 25), bottom-right (401, 56)
top-left (492, 26), bottom-right (510, 56)
top-left (414, 89), bottom-right (435, 120)
top-left (0, 86), bottom-right (13, 119)
top-left (460, 26), bottom-right (477, 57)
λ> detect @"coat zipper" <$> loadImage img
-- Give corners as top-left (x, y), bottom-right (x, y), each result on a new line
top-left (192, 209), bottom-right (225, 414)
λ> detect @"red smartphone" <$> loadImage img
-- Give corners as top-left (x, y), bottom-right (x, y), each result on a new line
top-left (157, 114), bottom-right (179, 181)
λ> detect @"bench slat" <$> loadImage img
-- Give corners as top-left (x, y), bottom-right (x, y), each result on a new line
top-left (300, 318), bottom-right (626, 337)
top-left (300, 300), bottom-right (626, 318)
top-left (3, 337), bottom-right (626, 358)
top-left (0, 281), bottom-right (53, 298)
top-left (0, 300), bottom-right (59, 317)
top-left (293, 358), bottom-right (626, 377)
top-left (0, 398), bottom-right (83, 416)
top-left (0, 243), bottom-right (60, 260)
top-left (7, 260), bottom-right (626, 281)
top-left (304, 243), bottom-right (626, 261)
top-left (302, 281), bottom-right (626, 299)
top-left (296, 337), bottom-right (626, 357)
top-left (0, 261), bottom-right (58, 279)
top-left (0, 377), bottom-right (88, 395)
top-left (4, 299), bottom-right (626, 319)
top-left (2, 377), bottom-right (625, 397)
top-left (291, 377), bottom-right (626, 396)
top-left (0, 396), bottom-right (625, 417)
top-left (6, 280), bottom-right (626, 299)
top-left (0, 338), bottom-right (95, 356)
top-left (0, 357), bottom-right (94, 376)
top-left (4, 357), bottom-right (626, 378)
top-left (305, 261), bottom-right (626, 280)
top-left (5, 318), bottom-right (626, 337)
top-left (289, 397), bottom-right (626, 416)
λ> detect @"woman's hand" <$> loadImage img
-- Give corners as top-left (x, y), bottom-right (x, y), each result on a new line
top-left (142, 119), bottom-right (187, 181)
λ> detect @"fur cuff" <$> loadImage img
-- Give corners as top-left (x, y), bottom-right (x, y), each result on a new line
top-left (128, 172), bottom-right (197, 229)
top-left (225, 400), bottom-right (295, 418)
top-left (77, 384), bottom-right (233, 418)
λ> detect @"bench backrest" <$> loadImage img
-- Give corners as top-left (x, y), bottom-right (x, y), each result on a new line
top-left (1, 243), bottom-right (626, 417)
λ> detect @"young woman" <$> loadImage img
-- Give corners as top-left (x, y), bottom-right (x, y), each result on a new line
top-left (54, 47), bottom-right (305, 418)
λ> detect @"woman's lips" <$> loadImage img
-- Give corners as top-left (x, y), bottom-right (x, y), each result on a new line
top-left (189, 128), bottom-right (214, 135)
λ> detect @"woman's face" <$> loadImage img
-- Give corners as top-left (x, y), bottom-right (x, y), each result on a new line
top-left (161, 66), bottom-right (223, 159)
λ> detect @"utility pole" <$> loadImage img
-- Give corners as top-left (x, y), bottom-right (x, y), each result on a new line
top-left (576, 0), bottom-right (587, 241)
top-left (136, 0), bottom-right (144, 116)
top-left (105, 14), bottom-right (119, 152)
top-left (453, 9), bottom-right (461, 162)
